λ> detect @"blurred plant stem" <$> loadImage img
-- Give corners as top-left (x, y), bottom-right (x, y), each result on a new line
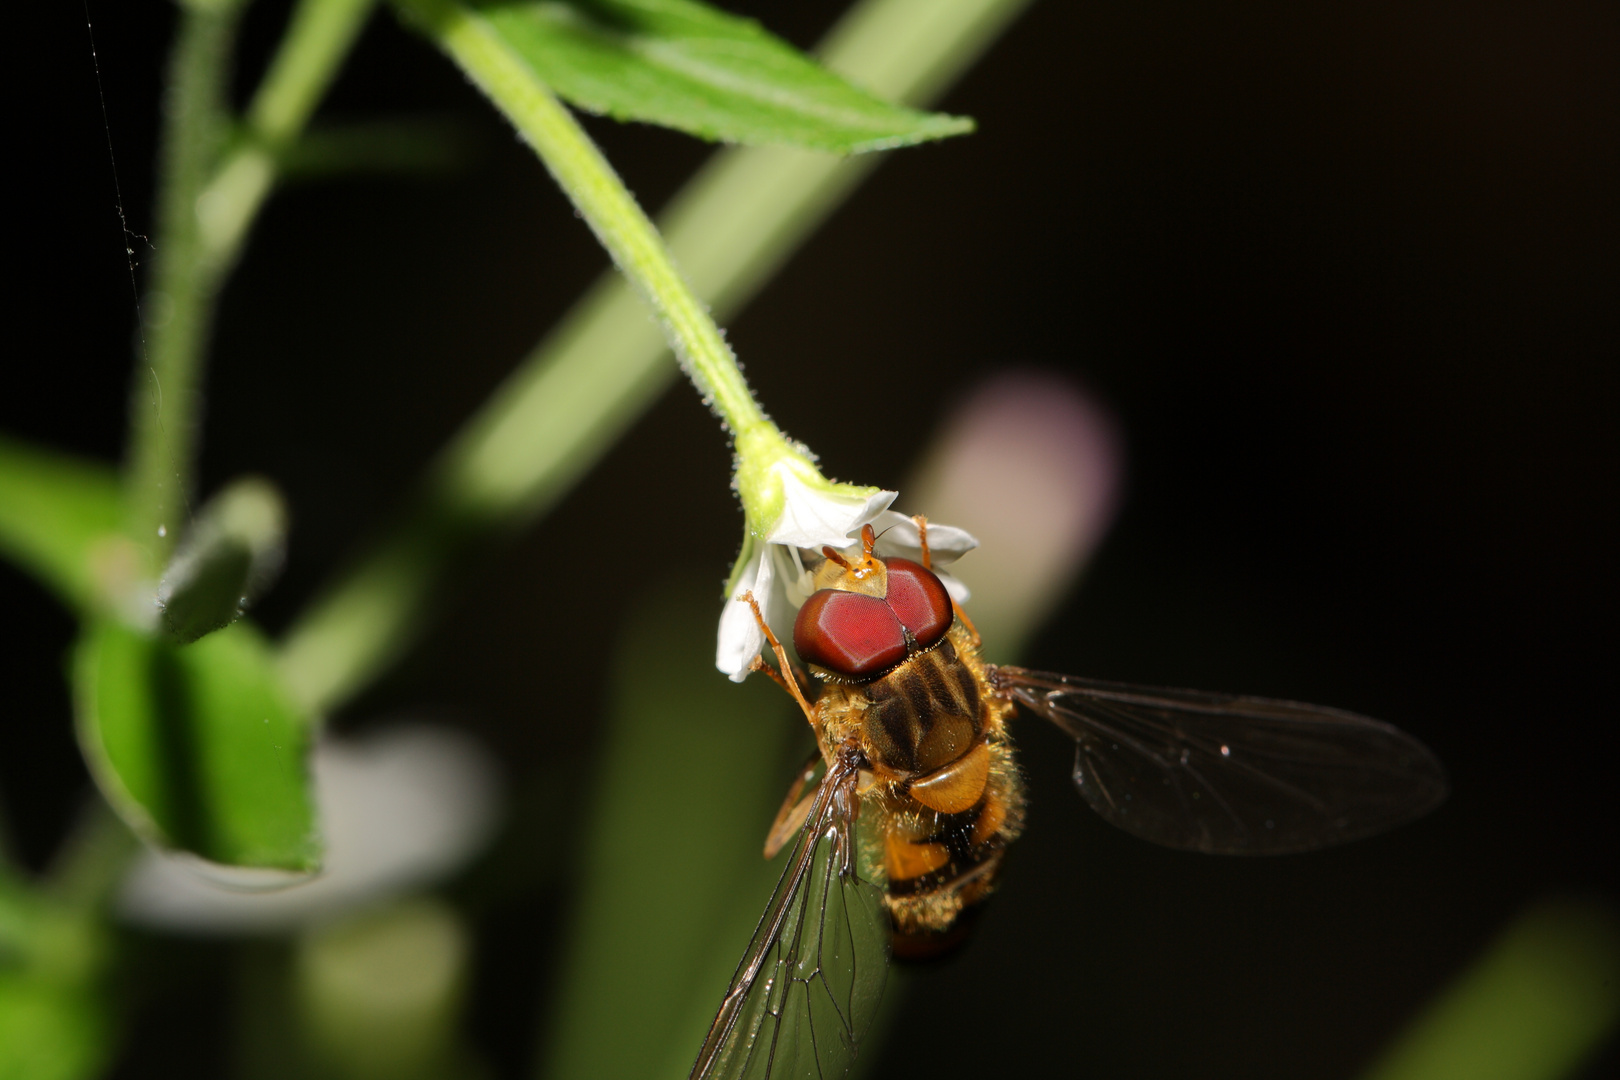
top-left (0, 802), bottom-right (129, 971)
top-left (1359, 898), bottom-right (1620, 1080)
top-left (197, 0), bottom-right (376, 267)
top-left (43, 801), bottom-right (137, 917)
top-left (277, 0), bottom-right (1035, 716)
top-left (276, 117), bottom-right (471, 181)
top-left (125, 0), bottom-right (241, 568)
top-left (126, 0), bottom-right (373, 571)
top-left (0, 804), bottom-right (125, 961)
top-left (0, 804), bottom-right (127, 1080)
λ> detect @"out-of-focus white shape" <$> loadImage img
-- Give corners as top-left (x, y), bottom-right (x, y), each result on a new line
top-left (906, 370), bottom-right (1124, 658)
top-left (117, 724), bottom-right (500, 934)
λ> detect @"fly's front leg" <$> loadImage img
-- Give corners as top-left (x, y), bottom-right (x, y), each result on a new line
top-left (740, 591), bottom-right (819, 728)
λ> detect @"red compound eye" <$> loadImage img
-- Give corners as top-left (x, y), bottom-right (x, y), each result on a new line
top-left (794, 590), bottom-right (907, 678)
top-left (882, 558), bottom-right (954, 649)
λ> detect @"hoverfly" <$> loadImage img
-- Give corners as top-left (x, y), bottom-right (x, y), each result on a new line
top-left (690, 520), bottom-right (1447, 1080)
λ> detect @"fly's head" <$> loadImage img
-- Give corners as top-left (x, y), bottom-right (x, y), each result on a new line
top-left (793, 525), bottom-right (955, 683)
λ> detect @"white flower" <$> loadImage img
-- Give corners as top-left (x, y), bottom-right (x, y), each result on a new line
top-left (715, 468), bottom-right (979, 681)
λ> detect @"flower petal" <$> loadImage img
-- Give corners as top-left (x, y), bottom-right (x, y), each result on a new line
top-left (934, 569), bottom-right (971, 604)
top-left (765, 471), bottom-right (895, 550)
top-left (716, 544), bottom-right (773, 681)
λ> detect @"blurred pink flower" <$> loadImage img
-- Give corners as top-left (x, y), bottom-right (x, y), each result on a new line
top-left (904, 370), bottom-right (1124, 657)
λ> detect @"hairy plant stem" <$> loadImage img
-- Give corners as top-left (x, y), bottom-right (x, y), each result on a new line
top-left (278, 0), bottom-right (1033, 715)
top-left (126, 1), bottom-right (240, 569)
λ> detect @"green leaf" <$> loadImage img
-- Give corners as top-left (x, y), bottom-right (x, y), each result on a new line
top-left (73, 619), bottom-right (320, 873)
top-left (438, 0), bottom-right (973, 152)
top-left (0, 436), bottom-right (123, 610)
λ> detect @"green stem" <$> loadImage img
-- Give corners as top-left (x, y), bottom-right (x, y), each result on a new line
top-left (126, 0), bottom-right (241, 567)
top-left (278, 0), bottom-right (1033, 715)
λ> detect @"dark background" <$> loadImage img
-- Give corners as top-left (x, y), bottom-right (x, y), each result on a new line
top-left (6, 0), bottom-right (1616, 1077)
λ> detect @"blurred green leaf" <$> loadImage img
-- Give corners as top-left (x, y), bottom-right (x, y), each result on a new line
top-left (0, 435), bottom-right (123, 610)
top-left (433, 0), bottom-right (973, 152)
top-left (0, 974), bottom-right (111, 1080)
top-left (535, 578), bottom-right (808, 1080)
top-left (73, 619), bottom-right (320, 873)
top-left (159, 477), bottom-right (287, 644)
top-left (1360, 897), bottom-right (1620, 1080)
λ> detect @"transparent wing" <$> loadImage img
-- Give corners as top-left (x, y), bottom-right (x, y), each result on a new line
top-left (992, 666), bottom-right (1448, 855)
top-left (690, 746), bottom-right (890, 1080)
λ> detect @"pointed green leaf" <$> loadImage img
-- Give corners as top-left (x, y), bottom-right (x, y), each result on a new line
top-left (415, 0), bottom-right (973, 152)
top-left (73, 619), bottom-right (320, 873)
top-left (0, 436), bottom-right (123, 610)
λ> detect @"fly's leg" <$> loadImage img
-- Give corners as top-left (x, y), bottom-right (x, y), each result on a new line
top-left (912, 514), bottom-right (982, 647)
top-left (763, 750), bottom-right (823, 859)
top-left (742, 592), bottom-right (832, 858)
top-left (747, 655), bottom-right (803, 702)
top-left (740, 590), bottom-right (819, 727)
